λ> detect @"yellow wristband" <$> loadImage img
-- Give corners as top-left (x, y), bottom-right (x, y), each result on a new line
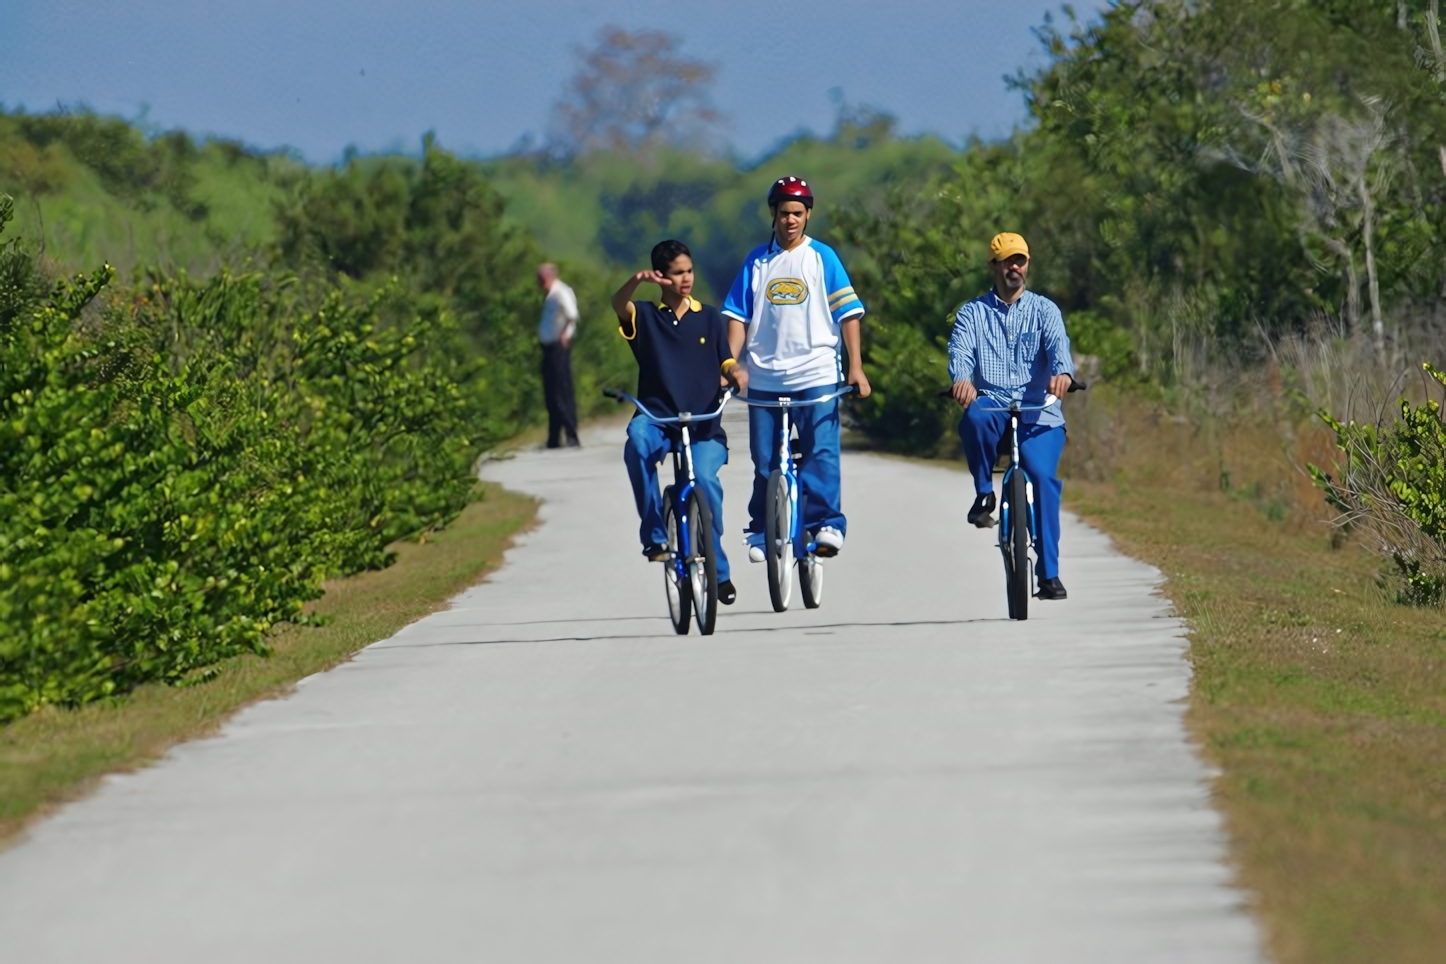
top-left (720, 358), bottom-right (738, 373)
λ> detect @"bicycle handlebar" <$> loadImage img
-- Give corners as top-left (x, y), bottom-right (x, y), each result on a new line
top-left (978, 398), bottom-right (1059, 413)
top-left (732, 385), bottom-right (858, 409)
top-left (933, 378), bottom-right (1089, 411)
top-left (602, 388), bottom-right (732, 425)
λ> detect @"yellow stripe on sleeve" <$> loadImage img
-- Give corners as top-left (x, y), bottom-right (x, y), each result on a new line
top-left (828, 287), bottom-right (857, 309)
top-left (617, 301), bottom-right (638, 341)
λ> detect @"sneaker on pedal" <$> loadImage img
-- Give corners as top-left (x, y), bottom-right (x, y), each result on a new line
top-left (719, 580), bottom-right (737, 605)
top-left (745, 532), bottom-right (766, 563)
top-left (968, 492), bottom-right (997, 528)
top-left (814, 526), bottom-right (844, 557)
top-left (643, 543), bottom-right (668, 562)
top-left (1035, 577), bottom-right (1068, 600)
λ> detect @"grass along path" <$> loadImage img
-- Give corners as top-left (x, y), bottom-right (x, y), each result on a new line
top-left (1069, 478), bottom-right (1446, 964)
top-left (0, 482), bottom-right (536, 848)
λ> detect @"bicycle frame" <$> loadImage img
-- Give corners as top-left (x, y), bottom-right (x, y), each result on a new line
top-left (603, 389), bottom-right (730, 583)
top-left (977, 394), bottom-right (1059, 584)
top-left (736, 386), bottom-right (855, 558)
top-left (937, 377), bottom-right (1086, 619)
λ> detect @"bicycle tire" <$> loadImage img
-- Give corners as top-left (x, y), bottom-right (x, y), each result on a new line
top-left (799, 553), bottom-right (824, 609)
top-left (765, 471), bottom-right (794, 612)
top-left (998, 497), bottom-right (1018, 620)
top-left (663, 494), bottom-right (692, 635)
top-left (1009, 468), bottom-right (1031, 621)
top-left (688, 489), bottom-right (719, 635)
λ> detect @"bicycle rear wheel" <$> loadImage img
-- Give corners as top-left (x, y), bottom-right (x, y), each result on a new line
top-left (1008, 469), bottom-right (1031, 621)
top-left (799, 554), bottom-right (824, 609)
top-left (663, 494), bottom-right (692, 634)
top-left (765, 471), bottom-right (794, 612)
top-left (687, 489), bottom-right (719, 635)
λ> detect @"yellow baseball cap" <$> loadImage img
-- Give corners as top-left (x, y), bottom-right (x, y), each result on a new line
top-left (989, 233), bottom-right (1030, 262)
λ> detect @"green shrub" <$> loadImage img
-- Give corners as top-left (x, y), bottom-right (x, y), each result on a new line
top-left (1064, 309), bottom-right (1139, 385)
top-left (851, 320), bottom-right (953, 454)
top-left (0, 200), bottom-right (487, 721)
top-left (12, 111), bottom-right (209, 219)
top-left (1311, 363), bottom-right (1446, 606)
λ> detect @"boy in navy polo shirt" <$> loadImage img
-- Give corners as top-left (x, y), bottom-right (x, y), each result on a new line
top-left (611, 239), bottom-right (738, 605)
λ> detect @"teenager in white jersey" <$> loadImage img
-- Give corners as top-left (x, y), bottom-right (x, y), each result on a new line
top-left (723, 176), bottom-right (870, 562)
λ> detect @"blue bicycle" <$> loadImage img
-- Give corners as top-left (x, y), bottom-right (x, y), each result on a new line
top-left (736, 385), bottom-right (856, 612)
top-left (946, 380), bottom-right (1086, 621)
top-left (604, 387), bottom-right (732, 636)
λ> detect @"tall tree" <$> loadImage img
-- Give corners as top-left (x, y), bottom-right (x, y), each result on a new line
top-left (548, 27), bottom-right (723, 156)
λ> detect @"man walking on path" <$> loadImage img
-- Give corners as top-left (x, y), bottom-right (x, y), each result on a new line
top-left (537, 262), bottom-right (581, 448)
top-left (948, 232), bottom-right (1076, 600)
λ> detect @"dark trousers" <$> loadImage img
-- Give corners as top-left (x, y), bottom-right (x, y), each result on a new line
top-left (541, 342), bottom-right (578, 447)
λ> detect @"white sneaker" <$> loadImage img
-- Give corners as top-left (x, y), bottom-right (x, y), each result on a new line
top-left (815, 526), bottom-right (844, 556)
top-left (745, 533), bottom-right (766, 563)
top-left (748, 545), bottom-right (766, 564)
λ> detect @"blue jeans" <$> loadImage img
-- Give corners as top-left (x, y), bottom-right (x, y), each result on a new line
top-left (958, 405), bottom-right (1067, 580)
top-left (746, 385), bottom-right (845, 540)
top-left (624, 416), bottom-right (731, 582)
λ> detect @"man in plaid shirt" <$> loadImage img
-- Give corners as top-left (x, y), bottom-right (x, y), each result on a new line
top-left (947, 233), bottom-right (1077, 600)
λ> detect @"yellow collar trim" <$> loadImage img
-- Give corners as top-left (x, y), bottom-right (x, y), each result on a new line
top-left (656, 297), bottom-right (703, 313)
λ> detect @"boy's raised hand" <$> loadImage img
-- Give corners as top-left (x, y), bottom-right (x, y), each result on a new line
top-left (613, 268), bottom-right (673, 323)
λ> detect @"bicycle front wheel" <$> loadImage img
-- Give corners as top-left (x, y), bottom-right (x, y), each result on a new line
top-left (1008, 469), bottom-right (1031, 621)
top-left (997, 507), bottom-right (1017, 620)
top-left (687, 489), bottom-right (719, 635)
top-left (663, 495), bottom-right (692, 634)
top-left (765, 471), bottom-right (794, 612)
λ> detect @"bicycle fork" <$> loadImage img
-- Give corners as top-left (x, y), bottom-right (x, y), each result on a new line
top-left (671, 423), bottom-right (698, 578)
top-left (999, 415), bottom-right (1039, 572)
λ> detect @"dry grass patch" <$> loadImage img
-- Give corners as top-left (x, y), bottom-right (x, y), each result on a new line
top-left (0, 482), bottom-right (535, 848)
top-left (1065, 387), bottom-right (1446, 964)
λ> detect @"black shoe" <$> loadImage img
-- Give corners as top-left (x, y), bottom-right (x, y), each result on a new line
top-left (1035, 577), bottom-right (1068, 600)
top-left (566, 437), bottom-right (581, 448)
top-left (718, 580), bottom-right (736, 605)
top-left (643, 543), bottom-right (668, 562)
top-left (968, 491), bottom-right (997, 528)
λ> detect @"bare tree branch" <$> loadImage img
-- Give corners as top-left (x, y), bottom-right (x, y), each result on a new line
top-left (1229, 91), bottom-right (1398, 356)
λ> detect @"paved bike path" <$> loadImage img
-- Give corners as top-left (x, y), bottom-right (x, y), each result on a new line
top-left (0, 410), bottom-right (1262, 962)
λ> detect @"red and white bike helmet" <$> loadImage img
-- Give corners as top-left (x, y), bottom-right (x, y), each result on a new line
top-left (767, 175), bottom-right (814, 209)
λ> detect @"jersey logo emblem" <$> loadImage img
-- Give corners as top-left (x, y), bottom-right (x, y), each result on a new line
top-left (766, 278), bottom-right (808, 306)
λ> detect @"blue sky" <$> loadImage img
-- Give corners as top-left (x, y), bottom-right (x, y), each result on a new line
top-left (1, 0), bottom-right (1105, 162)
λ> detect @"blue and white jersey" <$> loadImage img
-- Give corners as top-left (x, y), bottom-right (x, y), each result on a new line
top-left (947, 289), bottom-right (1076, 428)
top-left (721, 236), bottom-right (865, 393)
